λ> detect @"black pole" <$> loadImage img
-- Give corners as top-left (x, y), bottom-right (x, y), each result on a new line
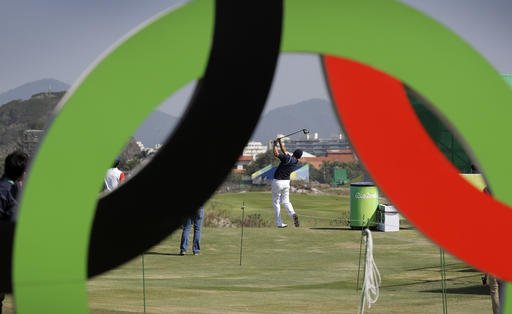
top-left (440, 248), bottom-right (448, 314)
top-left (142, 254), bottom-right (146, 313)
top-left (239, 201), bottom-right (245, 266)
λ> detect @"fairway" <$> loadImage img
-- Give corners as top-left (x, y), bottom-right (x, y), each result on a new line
top-left (84, 192), bottom-right (490, 313)
top-left (205, 191), bottom-right (351, 227)
top-left (2, 192), bottom-right (491, 313)
top-left (84, 228), bottom-right (490, 313)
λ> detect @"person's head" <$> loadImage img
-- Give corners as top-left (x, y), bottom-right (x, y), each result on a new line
top-left (292, 149), bottom-right (303, 159)
top-left (4, 151), bottom-right (28, 181)
top-left (112, 157), bottom-right (121, 168)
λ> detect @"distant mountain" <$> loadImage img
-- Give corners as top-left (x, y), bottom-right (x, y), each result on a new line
top-left (0, 78), bottom-right (70, 106)
top-left (251, 99), bottom-right (343, 142)
top-left (134, 99), bottom-right (343, 147)
top-left (134, 110), bottom-right (179, 148)
top-left (0, 92), bottom-right (140, 172)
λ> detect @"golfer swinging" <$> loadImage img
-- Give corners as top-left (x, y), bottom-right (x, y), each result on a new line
top-left (272, 138), bottom-right (301, 228)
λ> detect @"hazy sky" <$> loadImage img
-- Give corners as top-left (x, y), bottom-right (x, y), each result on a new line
top-left (1, 1), bottom-right (510, 116)
top-left (403, 0), bottom-right (512, 72)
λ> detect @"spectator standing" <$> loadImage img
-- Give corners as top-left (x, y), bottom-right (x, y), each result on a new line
top-left (104, 158), bottom-right (125, 192)
top-left (483, 186), bottom-right (505, 314)
top-left (0, 151), bottom-right (28, 313)
top-left (179, 207), bottom-right (204, 256)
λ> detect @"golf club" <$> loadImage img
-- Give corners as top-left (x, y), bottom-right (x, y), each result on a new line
top-left (276, 128), bottom-right (310, 141)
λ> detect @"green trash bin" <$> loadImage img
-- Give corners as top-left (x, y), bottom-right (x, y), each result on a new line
top-left (349, 182), bottom-right (379, 228)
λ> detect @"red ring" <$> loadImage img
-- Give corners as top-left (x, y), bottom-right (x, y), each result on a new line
top-left (323, 55), bottom-right (512, 280)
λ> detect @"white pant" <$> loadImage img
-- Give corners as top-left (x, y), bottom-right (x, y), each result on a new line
top-left (271, 179), bottom-right (296, 226)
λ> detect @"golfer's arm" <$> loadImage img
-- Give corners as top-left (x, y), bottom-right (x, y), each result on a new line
top-left (273, 143), bottom-right (279, 157)
top-left (279, 140), bottom-right (287, 154)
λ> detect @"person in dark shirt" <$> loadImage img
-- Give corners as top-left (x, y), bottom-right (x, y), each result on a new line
top-left (271, 138), bottom-right (301, 228)
top-left (483, 186), bottom-right (505, 314)
top-left (0, 150), bottom-right (28, 313)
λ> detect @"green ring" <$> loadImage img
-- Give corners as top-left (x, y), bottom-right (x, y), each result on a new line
top-left (14, 1), bottom-right (214, 313)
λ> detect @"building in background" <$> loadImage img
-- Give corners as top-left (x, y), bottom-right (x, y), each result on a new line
top-left (242, 141), bottom-right (268, 158)
top-left (233, 155), bottom-right (253, 173)
top-left (22, 129), bottom-right (44, 157)
top-left (301, 149), bottom-right (356, 169)
top-left (277, 134), bottom-right (350, 157)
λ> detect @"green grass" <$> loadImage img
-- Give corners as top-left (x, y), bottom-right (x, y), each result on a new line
top-left (1, 192), bottom-right (492, 313)
top-left (82, 228), bottom-right (490, 313)
top-left (206, 191), bottom-right (350, 227)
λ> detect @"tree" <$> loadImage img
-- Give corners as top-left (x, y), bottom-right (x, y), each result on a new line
top-left (342, 161), bottom-right (364, 180)
top-left (310, 161), bottom-right (363, 184)
top-left (308, 163), bottom-right (323, 183)
top-left (317, 161), bottom-right (338, 184)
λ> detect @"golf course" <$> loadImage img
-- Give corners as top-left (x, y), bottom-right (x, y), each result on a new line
top-left (3, 191), bottom-right (491, 313)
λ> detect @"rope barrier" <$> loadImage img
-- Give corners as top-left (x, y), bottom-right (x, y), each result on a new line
top-left (359, 229), bottom-right (381, 314)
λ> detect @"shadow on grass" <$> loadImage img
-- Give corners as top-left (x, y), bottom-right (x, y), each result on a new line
top-left (381, 275), bottom-right (489, 294)
top-left (407, 263), bottom-right (460, 271)
top-left (423, 284), bottom-right (489, 296)
top-left (383, 279), bottom-right (440, 289)
top-left (459, 268), bottom-right (481, 273)
top-left (145, 251), bottom-right (181, 256)
top-left (309, 227), bottom-right (351, 231)
top-left (186, 281), bottom-right (350, 292)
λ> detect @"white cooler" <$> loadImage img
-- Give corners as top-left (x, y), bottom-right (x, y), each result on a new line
top-left (377, 204), bottom-right (400, 232)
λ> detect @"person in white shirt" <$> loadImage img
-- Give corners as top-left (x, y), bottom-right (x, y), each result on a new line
top-left (104, 158), bottom-right (125, 192)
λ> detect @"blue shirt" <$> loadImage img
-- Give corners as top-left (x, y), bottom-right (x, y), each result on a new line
top-left (274, 153), bottom-right (299, 180)
top-left (0, 177), bottom-right (19, 221)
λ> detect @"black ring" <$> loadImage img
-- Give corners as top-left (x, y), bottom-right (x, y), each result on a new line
top-left (0, 0), bottom-right (283, 293)
top-left (88, 0), bottom-right (283, 278)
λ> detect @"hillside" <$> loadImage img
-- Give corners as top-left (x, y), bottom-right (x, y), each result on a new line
top-left (0, 78), bottom-right (69, 106)
top-left (0, 92), bottom-right (63, 162)
top-left (134, 110), bottom-right (179, 148)
top-left (133, 99), bottom-right (344, 146)
top-left (251, 98), bottom-right (343, 142)
top-left (0, 92), bottom-right (140, 172)
top-left (0, 88), bottom-right (344, 153)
